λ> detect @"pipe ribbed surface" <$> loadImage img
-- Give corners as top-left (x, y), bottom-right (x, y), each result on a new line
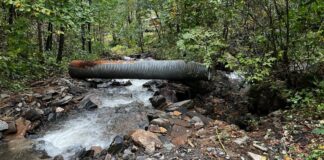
top-left (69, 60), bottom-right (209, 80)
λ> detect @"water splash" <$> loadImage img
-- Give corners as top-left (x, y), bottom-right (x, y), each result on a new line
top-left (37, 79), bottom-right (153, 159)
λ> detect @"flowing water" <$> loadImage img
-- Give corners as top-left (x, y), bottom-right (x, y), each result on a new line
top-left (36, 79), bottom-right (154, 159)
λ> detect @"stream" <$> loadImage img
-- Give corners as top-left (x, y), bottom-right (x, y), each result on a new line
top-left (36, 79), bottom-right (154, 159)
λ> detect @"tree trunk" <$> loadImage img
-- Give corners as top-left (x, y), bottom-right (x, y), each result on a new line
top-left (57, 26), bottom-right (65, 63)
top-left (87, 22), bottom-right (92, 53)
top-left (8, 5), bottom-right (14, 25)
top-left (45, 22), bottom-right (53, 51)
top-left (81, 24), bottom-right (86, 50)
top-left (87, 0), bottom-right (92, 53)
top-left (283, 0), bottom-right (289, 66)
top-left (37, 21), bottom-right (44, 53)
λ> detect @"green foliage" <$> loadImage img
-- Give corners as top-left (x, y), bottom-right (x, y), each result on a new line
top-left (307, 149), bottom-right (324, 160)
top-left (176, 27), bottom-right (226, 67)
top-left (312, 125), bottom-right (324, 135)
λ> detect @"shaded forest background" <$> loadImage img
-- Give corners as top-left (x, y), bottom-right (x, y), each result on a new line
top-left (0, 0), bottom-right (323, 110)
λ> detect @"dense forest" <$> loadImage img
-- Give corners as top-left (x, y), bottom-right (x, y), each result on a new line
top-left (0, 0), bottom-right (323, 159)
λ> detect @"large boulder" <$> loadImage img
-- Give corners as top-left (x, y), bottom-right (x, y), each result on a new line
top-left (130, 129), bottom-right (163, 154)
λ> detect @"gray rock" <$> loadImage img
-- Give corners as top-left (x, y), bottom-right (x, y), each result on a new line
top-left (82, 98), bottom-right (98, 110)
top-left (136, 156), bottom-right (149, 160)
top-left (165, 100), bottom-right (193, 112)
top-left (0, 93), bottom-right (9, 99)
top-left (253, 141), bottom-right (268, 152)
top-left (4, 121), bottom-right (16, 134)
top-left (53, 155), bottom-right (64, 160)
top-left (0, 120), bottom-right (9, 131)
top-left (24, 109), bottom-right (43, 121)
top-left (122, 149), bottom-right (135, 160)
top-left (108, 135), bottom-right (124, 155)
top-left (47, 113), bottom-right (55, 121)
top-left (207, 147), bottom-right (215, 152)
top-left (194, 121), bottom-right (204, 129)
top-left (52, 95), bottom-right (73, 106)
top-left (149, 95), bottom-right (166, 108)
top-left (190, 116), bottom-right (203, 122)
top-left (163, 142), bottom-right (175, 151)
top-left (247, 152), bottom-right (266, 160)
top-left (234, 136), bottom-right (249, 145)
top-left (151, 118), bottom-right (170, 128)
top-left (42, 94), bottom-right (53, 101)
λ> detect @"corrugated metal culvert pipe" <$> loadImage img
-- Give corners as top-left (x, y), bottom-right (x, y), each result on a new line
top-left (69, 60), bottom-right (210, 80)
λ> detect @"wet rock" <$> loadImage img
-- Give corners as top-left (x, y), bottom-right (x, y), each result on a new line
top-left (110, 80), bottom-right (132, 86)
top-left (153, 152), bottom-right (164, 159)
top-left (82, 98), bottom-right (98, 111)
top-left (75, 148), bottom-right (94, 159)
top-left (52, 95), bottom-right (73, 106)
top-left (24, 109), bottom-right (43, 121)
top-left (233, 136), bottom-right (249, 145)
top-left (0, 132), bottom-right (2, 139)
top-left (0, 120), bottom-right (9, 131)
top-left (29, 120), bottom-right (41, 131)
top-left (104, 153), bottom-right (112, 160)
top-left (149, 95), bottom-right (166, 108)
top-left (4, 121), bottom-right (17, 134)
top-left (151, 118), bottom-right (170, 128)
top-left (165, 100), bottom-right (193, 112)
top-left (247, 152), bottom-right (267, 160)
top-left (79, 94), bottom-right (101, 109)
top-left (47, 113), bottom-right (55, 121)
top-left (53, 155), bottom-right (64, 160)
top-left (55, 107), bottom-right (64, 113)
top-left (12, 117), bottom-right (31, 138)
top-left (108, 135), bottom-right (124, 155)
top-left (143, 80), bottom-right (161, 89)
top-left (17, 102), bottom-right (23, 108)
top-left (91, 146), bottom-right (103, 155)
top-left (130, 129), bottom-right (163, 154)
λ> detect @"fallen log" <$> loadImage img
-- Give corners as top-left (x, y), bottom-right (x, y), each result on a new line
top-left (69, 60), bottom-right (210, 80)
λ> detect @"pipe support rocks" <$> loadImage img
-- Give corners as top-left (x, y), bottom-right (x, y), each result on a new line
top-left (69, 60), bottom-right (210, 80)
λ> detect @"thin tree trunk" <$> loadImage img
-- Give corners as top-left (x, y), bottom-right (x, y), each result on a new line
top-left (87, 0), bottom-right (92, 53)
top-left (81, 24), bottom-right (86, 50)
top-left (8, 5), bottom-right (14, 25)
top-left (57, 26), bottom-right (65, 63)
top-left (45, 22), bottom-right (53, 51)
top-left (87, 22), bottom-right (92, 53)
top-left (136, 10), bottom-right (144, 53)
top-left (37, 21), bottom-right (44, 53)
top-left (283, 0), bottom-right (289, 66)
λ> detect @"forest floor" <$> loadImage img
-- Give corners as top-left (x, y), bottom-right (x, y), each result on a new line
top-left (0, 57), bottom-right (323, 160)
